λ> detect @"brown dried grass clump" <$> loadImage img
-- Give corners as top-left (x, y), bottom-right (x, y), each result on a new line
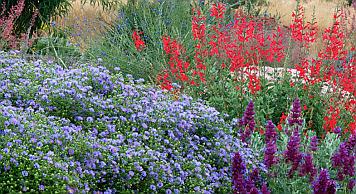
top-left (54, 0), bottom-right (122, 50)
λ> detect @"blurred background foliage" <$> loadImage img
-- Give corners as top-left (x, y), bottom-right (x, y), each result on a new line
top-left (0, 0), bottom-right (119, 36)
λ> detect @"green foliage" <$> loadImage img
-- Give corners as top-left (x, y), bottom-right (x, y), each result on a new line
top-left (347, 0), bottom-right (354, 6)
top-left (85, 0), bottom-right (193, 82)
top-left (223, 0), bottom-right (269, 13)
top-left (31, 26), bottom-right (82, 66)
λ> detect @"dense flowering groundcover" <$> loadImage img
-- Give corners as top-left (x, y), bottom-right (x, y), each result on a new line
top-left (0, 51), bottom-right (261, 193)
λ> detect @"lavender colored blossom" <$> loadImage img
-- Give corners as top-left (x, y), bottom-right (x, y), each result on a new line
top-left (347, 179), bottom-right (355, 191)
top-left (246, 168), bottom-right (261, 192)
top-left (68, 148), bottom-right (74, 156)
top-left (249, 187), bottom-right (259, 194)
top-left (22, 170), bottom-right (28, 177)
top-left (150, 185), bottom-right (156, 191)
top-left (264, 120), bottom-right (278, 169)
top-left (345, 135), bottom-right (356, 153)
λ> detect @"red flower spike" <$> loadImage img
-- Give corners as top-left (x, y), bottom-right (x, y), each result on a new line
top-left (132, 30), bottom-right (145, 51)
top-left (210, 2), bottom-right (226, 19)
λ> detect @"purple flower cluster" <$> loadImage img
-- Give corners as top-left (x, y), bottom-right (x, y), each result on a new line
top-left (287, 98), bottom-right (303, 127)
top-left (312, 169), bottom-right (336, 194)
top-left (299, 153), bottom-right (317, 182)
top-left (333, 126), bottom-right (341, 134)
top-left (232, 152), bottom-right (247, 193)
top-left (345, 134), bottom-right (356, 153)
top-left (232, 152), bottom-right (270, 194)
top-left (264, 120), bottom-right (278, 169)
top-left (265, 120), bottom-right (277, 144)
top-left (239, 100), bottom-right (256, 143)
top-left (284, 128), bottom-right (302, 177)
top-left (310, 135), bottom-right (318, 152)
top-left (0, 51), bottom-right (261, 193)
top-left (331, 142), bottom-right (355, 181)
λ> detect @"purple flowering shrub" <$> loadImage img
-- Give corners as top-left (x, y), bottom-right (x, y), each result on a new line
top-left (0, 105), bottom-right (93, 192)
top-left (0, 51), bottom-right (262, 193)
top-left (239, 99), bottom-right (355, 193)
top-left (0, 52), bottom-right (117, 122)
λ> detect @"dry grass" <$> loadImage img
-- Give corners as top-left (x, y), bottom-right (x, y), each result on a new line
top-left (266, 0), bottom-right (355, 30)
top-left (55, 0), bottom-right (120, 50)
top-left (266, 0), bottom-right (356, 55)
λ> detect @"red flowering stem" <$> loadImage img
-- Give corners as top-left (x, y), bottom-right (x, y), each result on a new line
top-left (132, 30), bottom-right (145, 51)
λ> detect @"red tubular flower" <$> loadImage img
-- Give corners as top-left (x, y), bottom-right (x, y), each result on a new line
top-left (304, 20), bottom-right (318, 45)
top-left (159, 35), bottom-right (193, 90)
top-left (277, 112), bottom-right (288, 131)
top-left (290, 3), bottom-right (319, 50)
top-left (157, 71), bottom-right (172, 91)
top-left (266, 26), bottom-right (285, 63)
top-left (319, 11), bottom-right (347, 62)
top-left (348, 117), bottom-right (356, 135)
top-left (192, 7), bottom-right (209, 84)
top-left (247, 74), bottom-right (261, 95)
top-left (295, 58), bottom-right (313, 83)
top-left (210, 2), bottom-right (226, 19)
top-left (323, 106), bottom-right (340, 133)
top-left (132, 30), bottom-right (145, 51)
top-left (290, 5), bottom-right (305, 42)
top-left (192, 8), bottom-right (206, 41)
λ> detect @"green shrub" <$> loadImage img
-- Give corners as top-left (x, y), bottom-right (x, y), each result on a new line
top-left (85, 0), bottom-right (193, 82)
top-left (31, 25), bottom-right (82, 66)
